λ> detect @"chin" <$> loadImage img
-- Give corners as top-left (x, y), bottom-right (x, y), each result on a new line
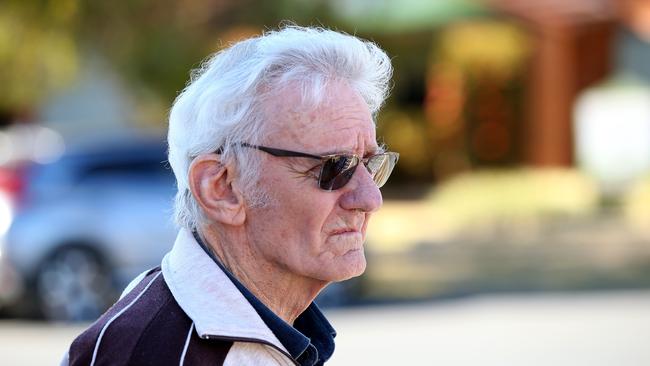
top-left (325, 248), bottom-right (367, 282)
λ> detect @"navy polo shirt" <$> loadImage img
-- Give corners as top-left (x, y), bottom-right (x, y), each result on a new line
top-left (193, 233), bottom-right (336, 366)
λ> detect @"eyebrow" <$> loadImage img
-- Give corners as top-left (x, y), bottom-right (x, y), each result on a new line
top-left (317, 144), bottom-right (384, 157)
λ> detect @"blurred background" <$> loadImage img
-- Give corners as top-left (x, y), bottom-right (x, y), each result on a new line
top-left (1, 0), bottom-right (650, 364)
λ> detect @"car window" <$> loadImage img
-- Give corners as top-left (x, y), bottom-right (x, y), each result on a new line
top-left (78, 159), bottom-right (172, 182)
top-left (26, 143), bottom-right (175, 198)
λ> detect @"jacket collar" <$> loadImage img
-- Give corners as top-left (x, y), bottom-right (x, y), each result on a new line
top-left (161, 228), bottom-right (288, 353)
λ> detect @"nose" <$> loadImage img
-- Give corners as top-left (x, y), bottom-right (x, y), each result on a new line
top-left (339, 165), bottom-right (383, 213)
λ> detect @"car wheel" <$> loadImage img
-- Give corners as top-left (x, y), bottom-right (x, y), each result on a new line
top-left (35, 247), bottom-right (115, 321)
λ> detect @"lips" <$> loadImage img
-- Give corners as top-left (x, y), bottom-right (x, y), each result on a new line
top-left (330, 222), bottom-right (364, 236)
top-left (331, 227), bottom-right (359, 235)
top-left (328, 215), bottom-right (366, 236)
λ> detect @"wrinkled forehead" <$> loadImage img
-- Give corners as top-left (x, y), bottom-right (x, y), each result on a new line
top-left (260, 80), bottom-right (377, 154)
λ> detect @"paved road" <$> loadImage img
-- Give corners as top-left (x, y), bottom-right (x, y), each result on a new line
top-left (327, 290), bottom-right (650, 366)
top-left (1, 290), bottom-right (649, 365)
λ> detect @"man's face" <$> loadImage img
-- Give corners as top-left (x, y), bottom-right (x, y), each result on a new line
top-left (244, 80), bottom-right (383, 283)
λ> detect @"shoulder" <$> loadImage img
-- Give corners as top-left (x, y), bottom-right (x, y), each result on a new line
top-left (66, 267), bottom-right (233, 366)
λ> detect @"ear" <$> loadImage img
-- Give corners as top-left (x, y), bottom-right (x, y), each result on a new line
top-left (188, 154), bottom-right (246, 226)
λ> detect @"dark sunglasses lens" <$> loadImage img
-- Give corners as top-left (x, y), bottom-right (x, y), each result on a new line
top-left (319, 155), bottom-right (358, 190)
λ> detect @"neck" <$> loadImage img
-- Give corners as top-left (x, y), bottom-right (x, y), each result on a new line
top-left (198, 226), bottom-right (326, 324)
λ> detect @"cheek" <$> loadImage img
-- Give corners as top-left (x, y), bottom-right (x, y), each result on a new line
top-left (278, 193), bottom-right (339, 243)
top-left (293, 197), bottom-right (336, 237)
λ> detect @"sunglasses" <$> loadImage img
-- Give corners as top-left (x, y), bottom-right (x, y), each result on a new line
top-left (218, 143), bottom-right (398, 191)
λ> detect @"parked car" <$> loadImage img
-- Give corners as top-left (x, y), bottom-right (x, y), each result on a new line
top-left (0, 134), bottom-right (177, 321)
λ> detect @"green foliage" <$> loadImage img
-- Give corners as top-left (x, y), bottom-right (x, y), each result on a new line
top-left (0, 0), bottom-right (341, 122)
top-left (378, 109), bottom-right (433, 182)
top-left (0, 0), bottom-right (79, 114)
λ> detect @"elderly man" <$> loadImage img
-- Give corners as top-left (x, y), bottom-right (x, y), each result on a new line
top-left (64, 25), bottom-right (398, 365)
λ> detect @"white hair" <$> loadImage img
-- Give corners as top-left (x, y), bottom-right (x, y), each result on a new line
top-left (167, 25), bottom-right (393, 231)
